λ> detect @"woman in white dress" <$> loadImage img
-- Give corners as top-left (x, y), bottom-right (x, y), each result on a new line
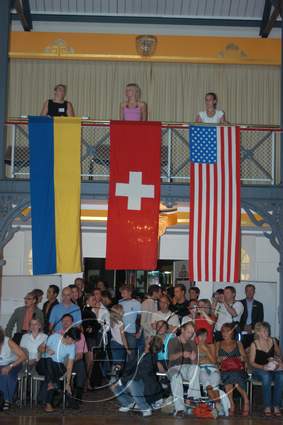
top-left (196, 92), bottom-right (227, 124)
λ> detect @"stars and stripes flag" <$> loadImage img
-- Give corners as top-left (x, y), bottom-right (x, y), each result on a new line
top-left (189, 126), bottom-right (241, 283)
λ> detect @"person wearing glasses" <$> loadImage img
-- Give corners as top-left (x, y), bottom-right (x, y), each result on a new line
top-left (5, 292), bottom-right (44, 344)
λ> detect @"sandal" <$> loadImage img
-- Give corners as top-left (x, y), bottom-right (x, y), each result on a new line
top-left (2, 401), bottom-right (10, 411)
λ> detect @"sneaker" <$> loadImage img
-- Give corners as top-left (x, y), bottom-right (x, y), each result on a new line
top-left (152, 399), bottom-right (164, 410)
top-left (118, 403), bottom-right (135, 412)
top-left (3, 401), bottom-right (10, 411)
top-left (142, 408), bottom-right (152, 417)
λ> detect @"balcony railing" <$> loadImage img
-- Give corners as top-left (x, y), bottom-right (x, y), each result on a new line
top-left (4, 118), bottom-right (281, 185)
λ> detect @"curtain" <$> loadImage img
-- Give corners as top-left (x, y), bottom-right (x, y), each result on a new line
top-left (7, 59), bottom-right (280, 125)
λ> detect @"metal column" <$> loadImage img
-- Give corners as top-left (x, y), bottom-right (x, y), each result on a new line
top-left (279, 17), bottom-right (283, 348)
top-left (0, 0), bottom-right (11, 179)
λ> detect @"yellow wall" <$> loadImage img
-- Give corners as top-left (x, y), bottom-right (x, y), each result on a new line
top-left (9, 32), bottom-right (280, 65)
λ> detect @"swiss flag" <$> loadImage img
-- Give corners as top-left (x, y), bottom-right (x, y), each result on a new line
top-left (106, 121), bottom-right (161, 270)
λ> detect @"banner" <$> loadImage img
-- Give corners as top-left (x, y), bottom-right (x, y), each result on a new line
top-left (106, 121), bottom-right (161, 270)
top-left (189, 126), bottom-right (241, 283)
top-left (29, 116), bottom-right (81, 275)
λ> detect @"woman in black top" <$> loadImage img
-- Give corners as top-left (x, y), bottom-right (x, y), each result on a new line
top-left (40, 84), bottom-right (75, 117)
top-left (249, 321), bottom-right (283, 417)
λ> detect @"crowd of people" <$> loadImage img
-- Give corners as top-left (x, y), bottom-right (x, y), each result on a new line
top-left (0, 279), bottom-right (282, 418)
top-left (40, 83), bottom-right (227, 125)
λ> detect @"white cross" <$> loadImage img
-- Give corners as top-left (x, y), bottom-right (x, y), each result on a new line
top-left (115, 171), bottom-right (155, 211)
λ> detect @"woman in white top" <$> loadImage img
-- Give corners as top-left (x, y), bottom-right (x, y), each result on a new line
top-left (110, 304), bottom-right (130, 366)
top-left (196, 92), bottom-right (226, 124)
top-left (0, 327), bottom-right (27, 410)
top-left (20, 318), bottom-right (47, 365)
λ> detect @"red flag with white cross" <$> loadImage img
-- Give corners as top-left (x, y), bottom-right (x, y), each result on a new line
top-left (106, 121), bottom-right (161, 270)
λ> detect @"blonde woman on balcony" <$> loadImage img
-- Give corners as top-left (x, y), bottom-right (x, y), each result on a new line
top-left (120, 83), bottom-right (147, 121)
top-left (40, 84), bottom-right (75, 117)
top-left (195, 92), bottom-right (226, 124)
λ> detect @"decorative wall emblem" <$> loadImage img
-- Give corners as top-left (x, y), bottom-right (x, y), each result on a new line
top-left (217, 43), bottom-right (248, 59)
top-left (44, 39), bottom-right (75, 56)
top-left (136, 35), bottom-right (157, 57)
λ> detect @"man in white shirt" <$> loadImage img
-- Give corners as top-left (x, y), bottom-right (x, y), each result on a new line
top-left (214, 286), bottom-right (244, 341)
top-left (152, 295), bottom-right (180, 332)
top-left (141, 285), bottom-right (162, 340)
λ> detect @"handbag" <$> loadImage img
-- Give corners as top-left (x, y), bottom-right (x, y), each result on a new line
top-left (221, 357), bottom-right (244, 372)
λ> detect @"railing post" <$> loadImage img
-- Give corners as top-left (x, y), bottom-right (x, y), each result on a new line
top-left (0, 0), bottom-right (11, 179)
top-left (167, 127), bottom-right (172, 183)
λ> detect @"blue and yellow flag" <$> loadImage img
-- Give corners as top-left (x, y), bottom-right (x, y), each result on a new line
top-left (28, 116), bottom-right (81, 275)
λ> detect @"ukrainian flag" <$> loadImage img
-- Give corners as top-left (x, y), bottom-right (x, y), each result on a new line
top-left (28, 116), bottom-right (81, 275)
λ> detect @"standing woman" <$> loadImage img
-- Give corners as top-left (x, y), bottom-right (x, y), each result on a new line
top-left (120, 83), bottom-right (147, 121)
top-left (40, 84), bottom-right (75, 117)
top-left (195, 92), bottom-right (226, 124)
top-left (0, 327), bottom-right (27, 411)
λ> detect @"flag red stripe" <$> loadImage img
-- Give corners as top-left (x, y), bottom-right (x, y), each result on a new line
top-left (219, 128), bottom-right (225, 282)
top-left (197, 165), bottom-right (203, 281)
top-left (227, 127), bottom-right (233, 282)
top-left (234, 126), bottom-right (241, 282)
top-left (189, 163), bottom-right (195, 280)
top-left (205, 163), bottom-right (210, 280)
top-left (212, 161), bottom-right (218, 282)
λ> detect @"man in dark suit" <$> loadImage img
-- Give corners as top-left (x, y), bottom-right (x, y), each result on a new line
top-left (240, 284), bottom-right (264, 348)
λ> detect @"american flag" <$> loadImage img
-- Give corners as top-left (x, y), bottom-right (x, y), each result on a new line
top-left (189, 126), bottom-right (241, 283)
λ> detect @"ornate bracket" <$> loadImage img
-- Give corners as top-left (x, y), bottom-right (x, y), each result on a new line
top-left (0, 194), bottom-right (30, 266)
top-left (242, 200), bottom-right (283, 254)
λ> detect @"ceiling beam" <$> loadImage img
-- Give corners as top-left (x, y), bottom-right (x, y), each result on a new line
top-left (14, 0), bottom-right (32, 31)
top-left (10, 13), bottom-right (282, 29)
top-left (260, 0), bottom-right (282, 38)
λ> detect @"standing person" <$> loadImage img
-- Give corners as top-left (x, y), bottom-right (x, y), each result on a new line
top-left (82, 292), bottom-right (110, 389)
top-left (120, 83), bottom-right (147, 121)
top-left (195, 299), bottom-right (215, 344)
top-left (49, 287), bottom-right (82, 332)
top-left (195, 92), bottom-right (227, 124)
top-left (0, 327), bottom-right (27, 410)
top-left (119, 285), bottom-right (141, 354)
top-left (167, 320), bottom-right (201, 417)
top-left (216, 323), bottom-right (249, 416)
top-left (189, 287), bottom-right (200, 302)
top-left (109, 304), bottom-right (130, 366)
top-left (74, 277), bottom-right (86, 307)
top-left (69, 284), bottom-right (81, 308)
top-left (152, 294), bottom-right (180, 332)
top-left (42, 285), bottom-right (60, 334)
top-left (40, 84), bottom-right (75, 117)
top-left (31, 289), bottom-right (44, 306)
top-left (249, 322), bottom-right (283, 417)
top-left (141, 284), bottom-right (162, 341)
top-left (240, 284), bottom-right (264, 348)
top-left (5, 292), bottom-right (44, 343)
top-left (214, 286), bottom-right (244, 342)
top-left (172, 284), bottom-right (190, 321)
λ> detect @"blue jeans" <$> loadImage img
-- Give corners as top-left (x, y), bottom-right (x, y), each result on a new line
top-left (253, 369), bottom-right (283, 408)
top-left (0, 365), bottom-right (21, 402)
top-left (111, 340), bottom-right (126, 365)
top-left (112, 379), bottom-right (151, 411)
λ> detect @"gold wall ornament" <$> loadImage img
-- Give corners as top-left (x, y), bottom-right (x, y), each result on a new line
top-left (136, 35), bottom-right (157, 57)
top-left (44, 38), bottom-right (75, 56)
top-left (217, 42), bottom-right (248, 59)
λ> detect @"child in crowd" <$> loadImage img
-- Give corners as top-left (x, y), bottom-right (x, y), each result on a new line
top-left (120, 83), bottom-right (147, 121)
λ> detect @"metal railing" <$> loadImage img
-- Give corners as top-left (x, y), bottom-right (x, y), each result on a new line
top-left (4, 119), bottom-right (280, 185)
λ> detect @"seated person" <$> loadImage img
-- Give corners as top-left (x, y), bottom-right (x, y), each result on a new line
top-left (249, 322), bottom-right (283, 417)
top-left (40, 84), bottom-right (75, 117)
top-left (5, 292), bottom-right (44, 343)
top-left (196, 328), bottom-right (220, 406)
top-left (167, 319), bottom-right (200, 417)
top-left (155, 320), bottom-right (175, 372)
top-left (58, 314), bottom-right (87, 402)
top-left (37, 327), bottom-right (81, 412)
top-left (0, 327), bottom-right (27, 411)
top-left (111, 336), bottom-right (163, 416)
top-left (216, 323), bottom-right (249, 416)
top-left (20, 318), bottom-right (47, 369)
